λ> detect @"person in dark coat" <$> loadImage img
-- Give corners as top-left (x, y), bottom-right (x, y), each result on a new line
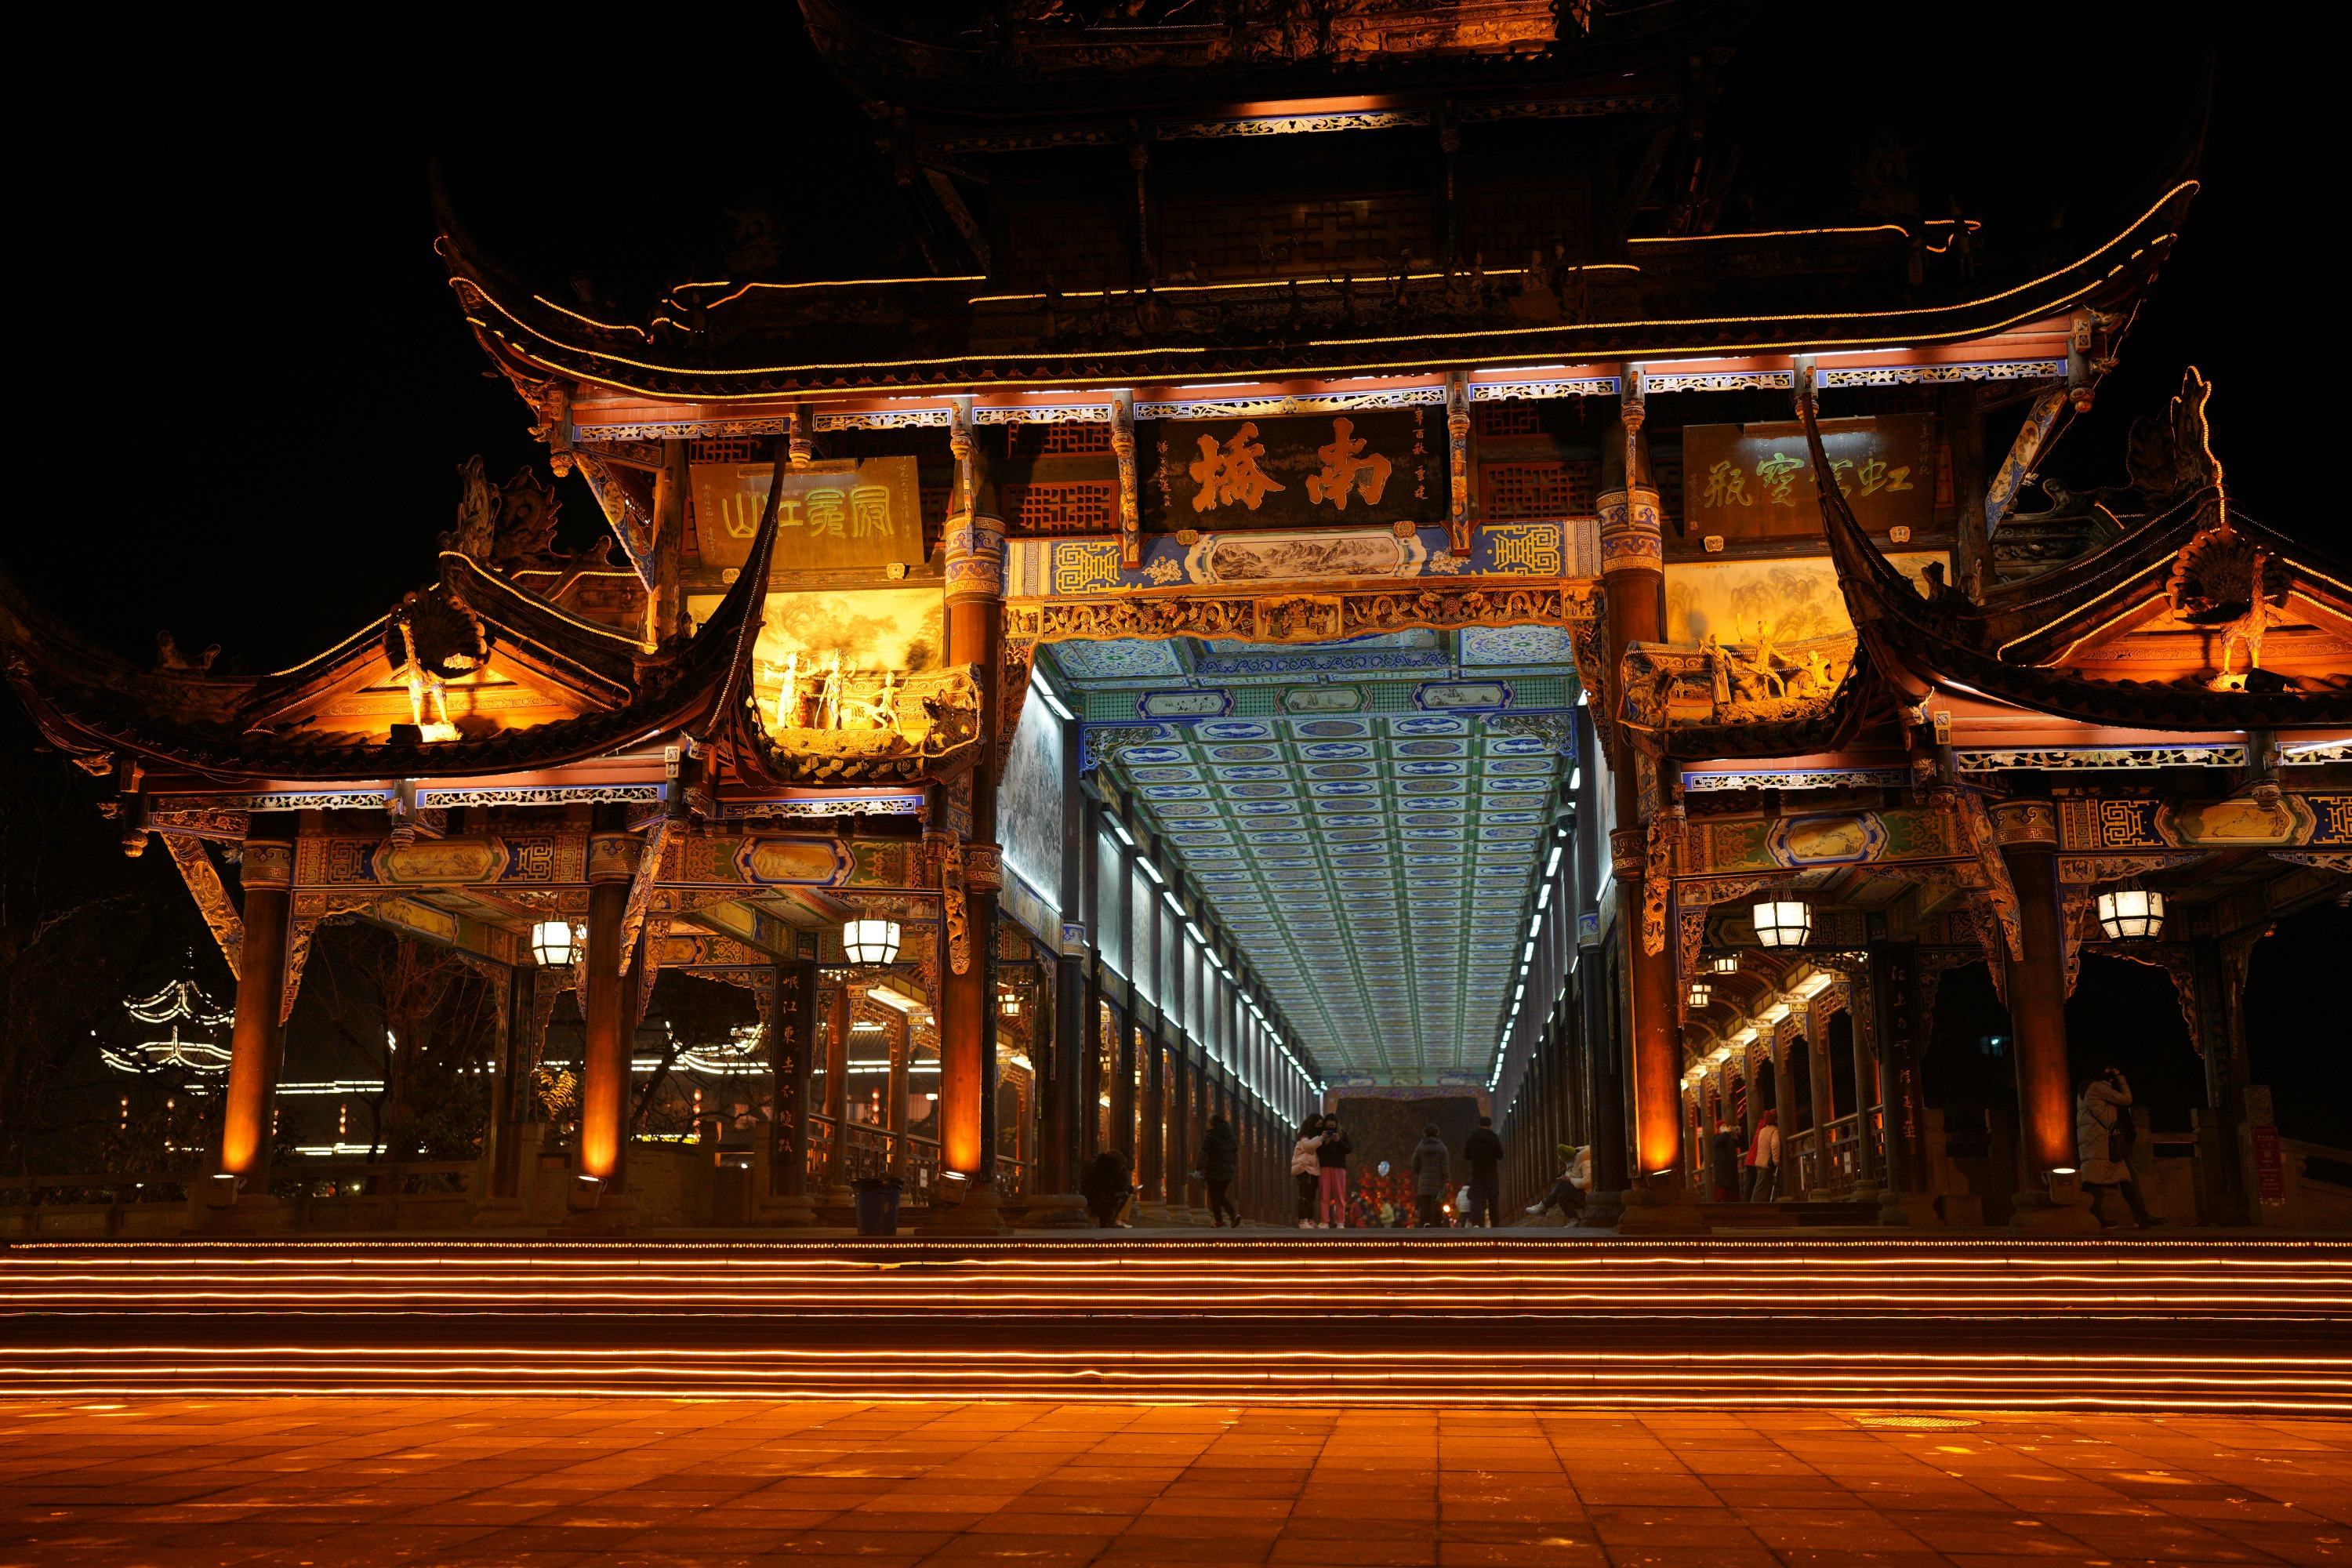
top-left (1410, 1123), bottom-right (1450, 1228)
top-left (1711, 1123), bottom-right (1741, 1203)
top-left (1315, 1119), bottom-right (1354, 1228)
top-left (1462, 1116), bottom-right (1504, 1228)
top-left (1080, 1149), bottom-right (1134, 1229)
top-left (1198, 1113), bottom-right (1242, 1228)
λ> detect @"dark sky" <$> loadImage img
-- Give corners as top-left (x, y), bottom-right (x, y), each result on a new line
top-left (3, 5), bottom-right (2312, 672)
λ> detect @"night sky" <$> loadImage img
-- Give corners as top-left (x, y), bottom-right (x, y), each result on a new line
top-left (4, 8), bottom-right (2336, 1131)
top-left (5, 7), bottom-right (2318, 670)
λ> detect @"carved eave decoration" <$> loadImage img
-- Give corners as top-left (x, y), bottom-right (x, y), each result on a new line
top-left (0, 466), bottom-right (787, 786)
top-left (1616, 636), bottom-right (1878, 760)
top-left (729, 663), bottom-right (989, 786)
top-left (1799, 371), bottom-right (2352, 732)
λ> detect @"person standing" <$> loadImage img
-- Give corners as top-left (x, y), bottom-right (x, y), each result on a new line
top-left (1463, 1115), bottom-right (1504, 1228)
top-left (1711, 1122), bottom-right (1740, 1203)
top-left (1744, 1110), bottom-right (1781, 1202)
top-left (1290, 1115), bottom-right (1327, 1229)
top-left (2078, 1067), bottom-right (2158, 1229)
top-left (1410, 1123), bottom-right (1450, 1228)
top-left (1199, 1112), bottom-right (1241, 1229)
top-left (1316, 1116), bottom-right (1354, 1229)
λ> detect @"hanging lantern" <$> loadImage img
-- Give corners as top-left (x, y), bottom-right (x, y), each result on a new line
top-left (843, 918), bottom-right (902, 966)
top-left (531, 920), bottom-right (579, 968)
top-left (1711, 953), bottom-right (1740, 975)
top-left (1686, 979), bottom-right (1712, 1009)
top-left (2096, 884), bottom-right (2166, 942)
top-left (1753, 899), bottom-right (1812, 949)
top-left (998, 989), bottom-right (1022, 1017)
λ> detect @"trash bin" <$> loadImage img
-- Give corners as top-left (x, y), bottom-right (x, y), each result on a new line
top-left (852, 1176), bottom-right (902, 1236)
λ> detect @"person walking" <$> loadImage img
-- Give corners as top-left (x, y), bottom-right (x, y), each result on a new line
top-left (1526, 1143), bottom-right (1588, 1221)
top-left (1711, 1122), bottom-right (1740, 1203)
top-left (1410, 1123), bottom-right (1450, 1228)
top-left (1744, 1110), bottom-right (1781, 1202)
top-left (2078, 1066), bottom-right (2158, 1229)
top-left (1316, 1116), bottom-right (1354, 1229)
top-left (1290, 1115), bottom-right (1328, 1229)
top-left (1080, 1149), bottom-right (1135, 1229)
top-left (1462, 1115), bottom-right (1504, 1228)
top-left (1199, 1112), bottom-right (1242, 1229)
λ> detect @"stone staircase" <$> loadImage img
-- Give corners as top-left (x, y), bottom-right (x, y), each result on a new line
top-left (4, 1235), bottom-right (2347, 1411)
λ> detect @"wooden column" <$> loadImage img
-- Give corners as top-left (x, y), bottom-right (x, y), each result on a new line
top-left (1136, 1028), bottom-right (1167, 1221)
top-left (886, 1003), bottom-right (909, 1176)
top-left (932, 395), bottom-right (1012, 1232)
top-left (1870, 940), bottom-right (1936, 1225)
top-left (574, 821), bottom-right (641, 1210)
top-left (1595, 388), bottom-right (1688, 1217)
top-left (1112, 1013), bottom-right (1139, 1165)
top-left (485, 960), bottom-right (535, 1205)
top-left (1032, 731), bottom-right (1092, 1225)
top-left (1163, 1043), bottom-right (1193, 1221)
top-left (212, 824), bottom-right (294, 1207)
top-left (1991, 800), bottom-right (2079, 1200)
top-left (763, 955), bottom-right (819, 1224)
top-left (823, 979), bottom-right (854, 1210)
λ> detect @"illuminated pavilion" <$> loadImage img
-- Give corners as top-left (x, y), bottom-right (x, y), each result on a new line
top-left (2, 0), bottom-right (2346, 1240)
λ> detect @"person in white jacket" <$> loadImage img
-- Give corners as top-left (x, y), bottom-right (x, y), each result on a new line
top-left (2078, 1067), bottom-right (2157, 1228)
top-left (1525, 1144), bottom-right (1590, 1220)
top-left (1289, 1115), bottom-right (1329, 1229)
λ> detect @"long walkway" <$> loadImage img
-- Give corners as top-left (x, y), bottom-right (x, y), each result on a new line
top-left (5, 1235), bottom-right (2348, 1412)
top-left (2, 1398), bottom-right (2344, 1566)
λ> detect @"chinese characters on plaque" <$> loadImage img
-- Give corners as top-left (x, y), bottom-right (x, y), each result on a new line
top-left (688, 456), bottom-right (924, 571)
top-left (1147, 410), bottom-right (1432, 532)
top-left (1681, 415), bottom-right (1938, 541)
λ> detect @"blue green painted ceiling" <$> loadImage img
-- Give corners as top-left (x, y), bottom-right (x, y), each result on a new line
top-left (1044, 629), bottom-right (1579, 1084)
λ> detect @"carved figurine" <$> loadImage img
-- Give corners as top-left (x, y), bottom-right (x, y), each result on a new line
top-left (153, 630), bottom-right (220, 673)
top-left (2215, 548), bottom-right (2287, 688)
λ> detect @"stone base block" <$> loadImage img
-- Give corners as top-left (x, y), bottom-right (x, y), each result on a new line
top-left (922, 1185), bottom-right (1015, 1236)
top-left (467, 1199), bottom-right (531, 1229)
top-left (1613, 1182), bottom-right (1706, 1235)
top-left (752, 1193), bottom-right (820, 1228)
top-left (2008, 1194), bottom-right (2102, 1234)
top-left (1019, 1192), bottom-right (1092, 1229)
top-left (1877, 1192), bottom-right (1944, 1227)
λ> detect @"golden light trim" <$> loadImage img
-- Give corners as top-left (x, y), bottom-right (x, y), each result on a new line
top-left (452, 183), bottom-right (2191, 395)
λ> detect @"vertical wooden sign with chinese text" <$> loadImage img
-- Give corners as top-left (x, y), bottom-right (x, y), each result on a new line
top-left (691, 456), bottom-right (924, 570)
top-left (1682, 415), bottom-right (1936, 540)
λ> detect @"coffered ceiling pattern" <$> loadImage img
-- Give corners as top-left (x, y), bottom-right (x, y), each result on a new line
top-left (1044, 630), bottom-right (1578, 1083)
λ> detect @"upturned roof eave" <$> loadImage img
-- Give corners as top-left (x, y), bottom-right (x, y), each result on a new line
top-left (441, 181), bottom-right (2192, 402)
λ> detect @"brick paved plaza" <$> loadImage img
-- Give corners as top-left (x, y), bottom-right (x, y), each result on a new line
top-left (2, 1399), bottom-right (2344, 1567)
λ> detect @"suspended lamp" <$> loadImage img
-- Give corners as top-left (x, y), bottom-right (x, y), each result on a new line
top-left (1752, 899), bottom-right (1813, 949)
top-left (1711, 953), bottom-right (1740, 975)
top-left (1686, 979), bottom-right (1712, 1009)
top-left (531, 920), bottom-right (579, 968)
top-left (2096, 882), bottom-right (2166, 942)
top-left (998, 990), bottom-right (1022, 1017)
top-left (843, 918), bottom-right (902, 966)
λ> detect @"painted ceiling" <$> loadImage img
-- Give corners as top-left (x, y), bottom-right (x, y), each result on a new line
top-left (1044, 628), bottom-right (1579, 1084)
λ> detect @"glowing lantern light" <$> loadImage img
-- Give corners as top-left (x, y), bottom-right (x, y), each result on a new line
top-left (1753, 899), bottom-right (1812, 949)
top-left (531, 921), bottom-right (579, 967)
top-left (844, 918), bottom-right (902, 966)
top-left (2096, 884), bottom-right (2166, 942)
top-left (1711, 954), bottom-right (1740, 975)
top-left (1687, 980), bottom-right (1713, 1009)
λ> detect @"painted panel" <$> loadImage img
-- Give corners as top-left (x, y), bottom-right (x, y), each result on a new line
top-left (998, 688), bottom-right (1065, 902)
top-left (1664, 550), bottom-right (1948, 647)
